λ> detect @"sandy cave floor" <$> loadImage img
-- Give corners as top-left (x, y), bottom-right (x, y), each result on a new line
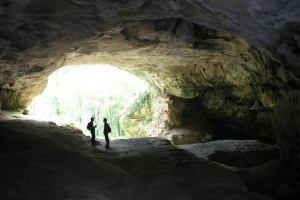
top-left (0, 112), bottom-right (273, 200)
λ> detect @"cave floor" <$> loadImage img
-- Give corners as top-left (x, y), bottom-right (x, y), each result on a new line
top-left (0, 113), bottom-right (273, 200)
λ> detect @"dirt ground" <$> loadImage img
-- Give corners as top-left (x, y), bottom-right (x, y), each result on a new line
top-left (0, 112), bottom-right (273, 200)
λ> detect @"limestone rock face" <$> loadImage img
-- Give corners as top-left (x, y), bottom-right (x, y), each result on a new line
top-left (148, 95), bottom-right (213, 145)
top-left (237, 91), bottom-right (300, 198)
top-left (0, 1), bottom-right (300, 142)
top-left (1, 1), bottom-right (300, 197)
top-left (272, 91), bottom-right (300, 169)
top-left (0, 117), bottom-right (275, 200)
top-left (178, 140), bottom-right (280, 170)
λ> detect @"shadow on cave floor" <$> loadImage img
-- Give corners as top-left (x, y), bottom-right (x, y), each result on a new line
top-left (207, 149), bottom-right (279, 169)
top-left (0, 112), bottom-right (274, 200)
top-left (177, 140), bottom-right (280, 171)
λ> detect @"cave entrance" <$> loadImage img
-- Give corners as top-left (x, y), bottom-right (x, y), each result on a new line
top-left (27, 64), bottom-right (150, 139)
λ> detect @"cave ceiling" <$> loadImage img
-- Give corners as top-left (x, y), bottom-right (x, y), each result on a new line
top-left (0, 0), bottom-right (300, 118)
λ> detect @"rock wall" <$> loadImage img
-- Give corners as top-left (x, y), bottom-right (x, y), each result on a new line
top-left (1, 17), bottom-right (298, 142)
top-left (272, 91), bottom-right (300, 167)
top-left (148, 95), bottom-right (213, 145)
top-left (238, 91), bottom-right (300, 198)
top-left (1, 0), bottom-right (300, 196)
top-left (0, 0), bottom-right (299, 148)
top-left (271, 91), bottom-right (300, 198)
top-left (1, 0), bottom-right (300, 110)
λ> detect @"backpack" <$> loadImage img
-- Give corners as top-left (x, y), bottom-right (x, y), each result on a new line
top-left (87, 122), bottom-right (92, 130)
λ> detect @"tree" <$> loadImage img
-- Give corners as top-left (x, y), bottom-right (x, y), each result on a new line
top-left (73, 94), bottom-right (83, 123)
top-left (53, 96), bottom-right (60, 115)
top-left (28, 64), bottom-right (149, 139)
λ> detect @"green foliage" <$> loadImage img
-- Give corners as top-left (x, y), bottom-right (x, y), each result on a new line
top-left (62, 123), bottom-right (76, 129)
top-left (28, 64), bottom-right (150, 139)
top-left (130, 91), bottom-right (152, 117)
top-left (54, 97), bottom-right (60, 115)
top-left (122, 91), bottom-right (153, 138)
top-left (122, 121), bottom-right (148, 138)
top-left (95, 96), bottom-right (129, 138)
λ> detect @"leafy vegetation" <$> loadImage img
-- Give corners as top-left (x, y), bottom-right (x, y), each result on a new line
top-left (28, 64), bottom-right (150, 139)
top-left (122, 90), bottom-right (153, 138)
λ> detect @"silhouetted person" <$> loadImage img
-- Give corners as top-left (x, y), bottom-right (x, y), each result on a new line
top-left (103, 118), bottom-right (111, 149)
top-left (88, 117), bottom-right (97, 146)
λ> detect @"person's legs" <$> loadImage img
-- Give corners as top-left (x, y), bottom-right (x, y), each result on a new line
top-left (104, 133), bottom-right (109, 148)
top-left (91, 131), bottom-right (96, 145)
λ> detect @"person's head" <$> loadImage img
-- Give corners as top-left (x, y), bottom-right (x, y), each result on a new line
top-left (103, 118), bottom-right (107, 123)
top-left (91, 117), bottom-right (94, 122)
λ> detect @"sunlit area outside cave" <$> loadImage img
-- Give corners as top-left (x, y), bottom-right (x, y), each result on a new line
top-left (28, 64), bottom-right (151, 139)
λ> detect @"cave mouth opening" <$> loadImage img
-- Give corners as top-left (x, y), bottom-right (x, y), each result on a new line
top-left (27, 64), bottom-right (150, 139)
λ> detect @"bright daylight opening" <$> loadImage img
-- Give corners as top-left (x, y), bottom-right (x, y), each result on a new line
top-left (28, 64), bottom-right (150, 139)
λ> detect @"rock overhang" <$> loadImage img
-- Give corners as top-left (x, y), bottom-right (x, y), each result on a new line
top-left (0, 0), bottom-right (300, 139)
top-left (1, 1), bottom-right (300, 198)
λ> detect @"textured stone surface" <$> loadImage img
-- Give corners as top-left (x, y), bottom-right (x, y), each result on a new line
top-left (148, 95), bottom-right (213, 144)
top-left (271, 91), bottom-right (300, 189)
top-left (237, 91), bottom-right (300, 199)
top-left (0, 116), bottom-right (273, 200)
top-left (272, 90), bottom-right (300, 162)
top-left (1, 0), bottom-right (300, 109)
top-left (1, 1), bottom-right (300, 198)
top-left (178, 140), bottom-right (279, 170)
top-left (0, 0), bottom-right (300, 184)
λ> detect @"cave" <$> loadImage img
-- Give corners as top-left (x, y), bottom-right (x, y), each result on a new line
top-left (1, 1), bottom-right (300, 200)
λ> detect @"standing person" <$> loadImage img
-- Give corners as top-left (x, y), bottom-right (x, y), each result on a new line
top-left (88, 117), bottom-right (97, 146)
top-left (103, 118), bottom-right (111, 149)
